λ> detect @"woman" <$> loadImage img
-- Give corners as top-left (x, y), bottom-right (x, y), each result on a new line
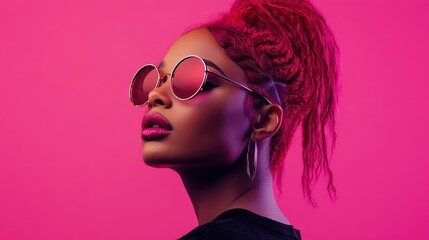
top-left (130, 0), bottom-right (340, 239)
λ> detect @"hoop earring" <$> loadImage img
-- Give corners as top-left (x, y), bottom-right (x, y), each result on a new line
top-left (246, 140), bottom-right (258, 181)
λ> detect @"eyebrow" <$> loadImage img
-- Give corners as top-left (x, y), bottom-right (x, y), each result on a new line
top-left (203, 59), bottom-right (225, 75)
top-left (157, 58), bottom-right (226, 75)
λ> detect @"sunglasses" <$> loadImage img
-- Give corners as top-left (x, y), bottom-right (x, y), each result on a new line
top-left (129, 55), bottom-right (271, 107)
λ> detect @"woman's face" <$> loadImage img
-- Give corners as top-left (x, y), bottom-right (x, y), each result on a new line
top-left (142, 28), bottom-right (254, 169)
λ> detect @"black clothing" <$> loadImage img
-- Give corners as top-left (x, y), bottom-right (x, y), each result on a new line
top-left (178, 209), bottom-right (302, 240)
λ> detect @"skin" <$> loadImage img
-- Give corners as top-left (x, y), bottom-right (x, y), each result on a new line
top-left (142, 27), bottom-right (289, 225)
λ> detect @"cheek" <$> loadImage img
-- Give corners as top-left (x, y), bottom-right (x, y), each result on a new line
top-left (175, 93), bottom-right (251, 165)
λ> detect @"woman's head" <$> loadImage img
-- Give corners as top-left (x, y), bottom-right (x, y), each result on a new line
top-left (135, 0), bottom-right (340, 204)
top-left (141, 28), bottom-right (281, 173)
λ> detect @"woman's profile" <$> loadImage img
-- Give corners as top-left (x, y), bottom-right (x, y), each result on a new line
top-left (129, 0), bottom-right (340, 239)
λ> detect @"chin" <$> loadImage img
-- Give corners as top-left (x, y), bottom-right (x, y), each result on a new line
top-left (143, 155), bottom-right (173, 167)
top-left (143, 153), bottom-right (189, 168)
top-left (143, 159), bottom-right (175, 168)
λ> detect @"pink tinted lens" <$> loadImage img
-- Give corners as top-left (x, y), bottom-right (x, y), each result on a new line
top-left (131, 65), bottom-right (158, 105)
top-left (172, 57), bottom-right (206, 99)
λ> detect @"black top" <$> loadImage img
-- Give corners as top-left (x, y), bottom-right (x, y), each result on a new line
top-left (178, 209), bottom-right (302, 240)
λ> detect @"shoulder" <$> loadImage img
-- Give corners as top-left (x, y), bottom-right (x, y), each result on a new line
top-left (179, 209), bottom-right (302, 240)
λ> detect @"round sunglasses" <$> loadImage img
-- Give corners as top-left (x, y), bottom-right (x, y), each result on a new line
top-left (129, 55), bottom-right (271, 107)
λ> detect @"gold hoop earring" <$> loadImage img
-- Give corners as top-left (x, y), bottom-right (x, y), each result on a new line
top-left (246, 140), bottom-right (258, 181)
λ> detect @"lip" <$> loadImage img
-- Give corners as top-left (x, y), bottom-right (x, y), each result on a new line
top-left (141, 112), bottom-right (172, 140)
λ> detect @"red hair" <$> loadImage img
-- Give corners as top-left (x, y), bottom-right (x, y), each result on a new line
top-left (204, 0), bottom-right (341, 204)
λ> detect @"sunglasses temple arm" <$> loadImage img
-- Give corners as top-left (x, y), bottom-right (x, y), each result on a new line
top-left (208, 70), bottom-right (272, 104)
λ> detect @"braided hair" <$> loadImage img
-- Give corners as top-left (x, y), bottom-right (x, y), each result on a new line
top-left (202, 0), bottom-right (341, 204)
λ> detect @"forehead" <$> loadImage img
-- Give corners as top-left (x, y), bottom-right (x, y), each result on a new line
top-left (161, 28), bottom-right (246, 82)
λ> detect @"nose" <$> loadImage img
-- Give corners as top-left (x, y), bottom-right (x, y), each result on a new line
top-left (147, 74), bottom-right (172, 109)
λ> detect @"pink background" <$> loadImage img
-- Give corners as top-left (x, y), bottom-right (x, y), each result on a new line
top-left (1, 0), bottom-right (428, 239)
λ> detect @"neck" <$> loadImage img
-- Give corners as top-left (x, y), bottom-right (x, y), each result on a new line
top-left (175, 157), bottom-right (289, 225)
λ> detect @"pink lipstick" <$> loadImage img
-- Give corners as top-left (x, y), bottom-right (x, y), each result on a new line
top-left (141, 112), bottom-right (172, 140)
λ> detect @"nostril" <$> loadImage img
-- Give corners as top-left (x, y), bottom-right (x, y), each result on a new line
top-left (154, 99), bottom-right (164, 106)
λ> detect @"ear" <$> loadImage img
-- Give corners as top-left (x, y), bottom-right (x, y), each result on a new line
top-left (250, 104), bottom-right (283, 141)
